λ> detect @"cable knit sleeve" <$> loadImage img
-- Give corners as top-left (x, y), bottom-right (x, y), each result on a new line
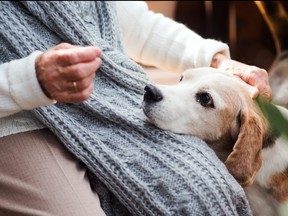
top-left (0, 51), bottom-right (56, 118)
top-left (115, 1), bottom-right (231, 73)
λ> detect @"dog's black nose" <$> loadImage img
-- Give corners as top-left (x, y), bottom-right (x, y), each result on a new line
top-left (144, 84), bottom-right (163, 102)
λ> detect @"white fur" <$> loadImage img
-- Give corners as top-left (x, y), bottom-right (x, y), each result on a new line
top-left (143, 68), bottom-right (242, 141)
top-left (257, 137), bottom-right (288, 187)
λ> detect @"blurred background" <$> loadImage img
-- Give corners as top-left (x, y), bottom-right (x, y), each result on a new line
top-left (145, 1), bottom-right (288, 71)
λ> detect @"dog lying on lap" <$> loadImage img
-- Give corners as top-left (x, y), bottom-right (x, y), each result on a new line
top-left (142, 67), bottom-right (288, 215)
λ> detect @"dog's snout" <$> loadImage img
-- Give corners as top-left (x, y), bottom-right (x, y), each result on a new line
top-left (144, 84), bottom-right (163, 103)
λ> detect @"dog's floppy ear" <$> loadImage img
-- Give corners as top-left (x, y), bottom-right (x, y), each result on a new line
top-left (224, 109), bottom-right (263, 187)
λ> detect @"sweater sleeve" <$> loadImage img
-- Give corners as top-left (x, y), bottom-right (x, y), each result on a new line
top-left (115, 1), bottom-right (231, 73)
top-left (0, 51), bottom-right (56, 118)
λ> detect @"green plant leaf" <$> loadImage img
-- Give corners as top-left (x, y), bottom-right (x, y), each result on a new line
top-left (256, 97), bottom-right (288, 139)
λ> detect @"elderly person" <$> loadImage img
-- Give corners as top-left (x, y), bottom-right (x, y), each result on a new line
top-left (0, 1), bottom-right (271, 215)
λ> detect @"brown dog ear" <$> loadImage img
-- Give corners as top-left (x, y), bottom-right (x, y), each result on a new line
top-left (224, 110), bottom-right (263, 187)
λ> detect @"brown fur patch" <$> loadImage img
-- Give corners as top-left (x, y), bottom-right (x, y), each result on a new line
top-left (225, 111), bottom-right (263, 187)
top-left (268, 168), bottom-right (288, 202)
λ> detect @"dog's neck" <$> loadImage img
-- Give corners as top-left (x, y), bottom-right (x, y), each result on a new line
top-left (204, 133), bottom-right (236, 162)
top-left (206, 124), bottom-right (279, 162)
top-left (262, 129), bottom-right (278, 148)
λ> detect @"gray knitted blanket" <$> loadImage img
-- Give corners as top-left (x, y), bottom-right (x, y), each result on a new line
top-left (0, 1), bottom-right (252, 215)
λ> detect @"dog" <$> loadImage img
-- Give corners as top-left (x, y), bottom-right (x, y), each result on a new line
top-left (142, 67), bottom-right (288, 215)
top-left (269, 50), bottom-right (288, 108)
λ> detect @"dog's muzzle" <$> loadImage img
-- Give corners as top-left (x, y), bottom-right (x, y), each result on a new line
top-left (144, 84), bottom-right (163, 103)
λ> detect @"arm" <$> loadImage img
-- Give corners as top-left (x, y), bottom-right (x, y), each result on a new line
top-left (115, 1), bottom-right (230, 73)
top-left (0, 43), bottom-right (102, 118)
top-left (115, 1), bottom-right (272, 100)
top-left (0, 51), bottom-right (55, 118)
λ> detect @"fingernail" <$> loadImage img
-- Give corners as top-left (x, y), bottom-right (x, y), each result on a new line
top-left (250, 87), bottom-right (259, 99)
top-left (93, 47), bottom-right (102, 56)
top-left (96, 57), bottom-right (102, 64)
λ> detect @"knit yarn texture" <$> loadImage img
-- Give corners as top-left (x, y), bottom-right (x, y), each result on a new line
top-left (0, 1), bottom-right (252, 215)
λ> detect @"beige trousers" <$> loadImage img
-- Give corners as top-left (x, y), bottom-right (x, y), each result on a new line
top-left (0, 129), bottom-right (106, 216)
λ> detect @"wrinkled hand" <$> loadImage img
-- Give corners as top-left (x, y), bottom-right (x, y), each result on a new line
top-left (36, 43), bottom-right (102, 103)
top-left (211, 53), bottom-right (272, 101)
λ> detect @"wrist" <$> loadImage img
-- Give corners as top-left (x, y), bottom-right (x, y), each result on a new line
top-left (35, 54), bottom-right (52, 99)
top-left (8, 51), bottom-right (56, 110)
top-left (211, 52), bottom-right (229, 68)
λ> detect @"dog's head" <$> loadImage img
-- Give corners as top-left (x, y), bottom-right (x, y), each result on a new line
top-left (142, 67), bottom-right (270, 187)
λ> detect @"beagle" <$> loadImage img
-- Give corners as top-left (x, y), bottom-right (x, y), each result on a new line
top-left (142, 67), bottom-right (288, 205)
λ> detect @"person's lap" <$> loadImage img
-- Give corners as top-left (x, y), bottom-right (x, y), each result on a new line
top-left (0, 129), bottom-right (105, 216)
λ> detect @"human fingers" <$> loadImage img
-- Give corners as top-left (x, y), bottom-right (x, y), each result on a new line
top-left (60, 57), bottom-right (102, 81)
top-left (53, 58), bottom-right (102, 92)
top-left (243, 67), bottom-right (272, 101)
top-left (241, 82), bottom-right (260, 99)
top-left (50, 82), bottom-right (95, 103)
top-left (36, 47), bottom-right (102, 102)
top-left (48, 42), bottom-right (77, 51)
top-left (52, 57), bottom-right (101, 97)
top-left (217, 59), bottom-right (272, 101)
top-left (56, 46), bottom-right (102, 66)
top-left (64, 72), bottom-right (96, 93)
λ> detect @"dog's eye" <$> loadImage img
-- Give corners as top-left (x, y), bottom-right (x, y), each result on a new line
top-left (179, 75), bottom-right (184, 82)
top-left (196, 92), bottom-right (215, 108)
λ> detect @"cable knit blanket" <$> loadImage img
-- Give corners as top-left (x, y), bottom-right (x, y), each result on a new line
top-left (0, 1), bottom-right (252, 215)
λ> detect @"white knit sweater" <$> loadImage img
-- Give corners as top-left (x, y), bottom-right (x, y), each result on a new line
top-left (0, 1), bottom-right (229, 137)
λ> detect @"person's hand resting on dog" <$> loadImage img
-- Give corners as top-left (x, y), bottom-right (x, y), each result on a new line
top-left (211, 52), bottom-right (272, 101)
